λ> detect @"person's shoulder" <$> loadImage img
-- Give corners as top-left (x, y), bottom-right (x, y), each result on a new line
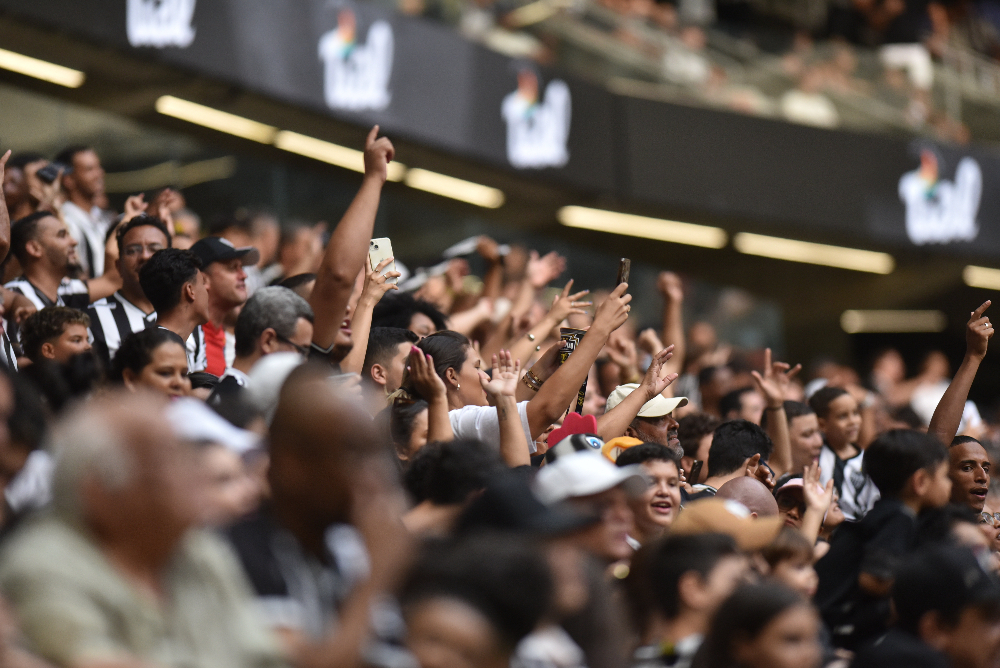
top-left (60, 278), bottom-right (89, 294)
top-left (0, 514), bottom-right (100, 581)
top-left (3, 277), bottom-right (28, 292)
top-left (852, 630), bottom-right (949, 668)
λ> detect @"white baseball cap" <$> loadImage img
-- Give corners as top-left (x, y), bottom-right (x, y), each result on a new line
top-left (533, 450), bottom-right (648, 504)
top-left (166, 398), bottom-right (261, 455)
top-left (605, 383), bottom-right (688, 418)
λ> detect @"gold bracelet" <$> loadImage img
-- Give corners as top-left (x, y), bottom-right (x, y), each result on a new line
top-left (522, 368), bottom-right (544, 392)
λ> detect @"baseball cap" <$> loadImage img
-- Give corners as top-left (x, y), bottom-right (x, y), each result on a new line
top-left (534, 450), bottom-right (648, 504)
top-left (166, 397), bottom-right (261, 454)
top-left (670, 497), bottom-right (784, 551)
top-left (191, 236), bottom-right (261, 268)
top-left (456, 471), bottom-right (600, 536)
top-left (893, 545), bottom-right (1000, 630)
top-left (605, 383), bottom-right (688, 418)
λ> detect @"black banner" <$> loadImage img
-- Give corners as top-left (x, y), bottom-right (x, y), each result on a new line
top-left (3, 0), bottom-right (1000, 259)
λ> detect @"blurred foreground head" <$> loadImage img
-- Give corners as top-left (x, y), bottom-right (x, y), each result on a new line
top-left (268, 362), bottom-right (384, 527)
top-left (50, 390), bottom-right (199, 563)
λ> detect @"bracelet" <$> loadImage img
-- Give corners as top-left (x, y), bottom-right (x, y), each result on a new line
top-left (521, 368), bottom-right (544, 392)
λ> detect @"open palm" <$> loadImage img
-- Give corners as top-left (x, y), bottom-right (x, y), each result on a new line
top-left (480, 350), bottom-right (521, 398)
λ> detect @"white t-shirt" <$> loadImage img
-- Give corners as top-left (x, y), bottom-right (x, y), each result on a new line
top-left (448, 401), bottom-right (536, 454)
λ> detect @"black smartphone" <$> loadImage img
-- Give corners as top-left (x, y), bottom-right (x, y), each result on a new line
top-left (688, 460), bottom-right (704, 485)
top-left (37, 162), bottom-right (68, 184)
top-left (616, 257), bottom-right (631, 286)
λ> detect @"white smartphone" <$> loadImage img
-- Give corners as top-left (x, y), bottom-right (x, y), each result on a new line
top-left (368, 238), bottom-right (397, 284)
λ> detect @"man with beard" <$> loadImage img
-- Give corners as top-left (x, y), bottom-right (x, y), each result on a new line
top-left (605, 383), bottom-right (686, 453)
top-left (56, 145), bottom-right (110, 279)
top-left (87, 214), bottom-right (169, 362)
top-left (5, 212), bottom-right (118, 315)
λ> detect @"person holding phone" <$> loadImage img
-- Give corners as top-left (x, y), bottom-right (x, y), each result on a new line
top-left (399, 283), bottom-right (634, 457)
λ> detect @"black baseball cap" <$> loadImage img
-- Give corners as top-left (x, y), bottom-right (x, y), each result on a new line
top-left (893, 545), bottom-right (1000, 631)
top-left (190, 236), bottom-right (260, 268)
top-left (455, 470), bottom-right (600, 536)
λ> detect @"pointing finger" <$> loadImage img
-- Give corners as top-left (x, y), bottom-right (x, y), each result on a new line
top-left (366, 125), bottom-right (379, 148)
top-left (973, 300), bottom-right (992, 320)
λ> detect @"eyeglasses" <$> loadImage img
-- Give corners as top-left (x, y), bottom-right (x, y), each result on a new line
top-left (122, 243), bottom-right (166, 257)
top-left (981, 512), bottom-right (1000, 528)
top-left (276, 334), bottom-right (310, 357)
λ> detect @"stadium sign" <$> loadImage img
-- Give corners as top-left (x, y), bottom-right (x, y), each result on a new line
top-left (126, 0), bottom-right (196, 48)
top-left (319, 10), bottom-right (394, 112)
top-left (501, 70), bottom-right (571, 169)
top-left (898, 149), bottom-right (982, 245)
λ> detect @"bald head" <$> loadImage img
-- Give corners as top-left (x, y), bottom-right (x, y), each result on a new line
top-left (716, 477), bottom-right (778, 518)
top-left (50, 390), bottom-right (198, 563)
top-left (268, 362), bottom-right (384, 526)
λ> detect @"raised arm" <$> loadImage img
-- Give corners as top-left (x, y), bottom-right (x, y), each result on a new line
top-left (658, 271), bottom-right (685, 377)
top-left (928, 301), bottom-right (992, 445)
top-left (0, 151), bottom-right (12, 265)
top-left (526, 282), bottom-right (632, 439)
top-left (508, 279), bottom-right (590, 368)
top-left (596, 346), bottom-right (676, 441)
top-left (406, 347), bottom-right (454, 444)
top-left (481, 350), bottom-right (531, 467)
top-left (310, 127), bottom-right (394, 351)
top-left (340, 258), bottom-right (400, 375)
top-left (751, 348), bottom-right (802, 478)
top-left (799, 463), bottom-right (834, 548)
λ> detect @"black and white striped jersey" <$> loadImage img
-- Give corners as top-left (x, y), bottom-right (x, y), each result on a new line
top-left (4, 277), bottom-right (90, 311)
top-left (87, 292), bottom-right (157, 361)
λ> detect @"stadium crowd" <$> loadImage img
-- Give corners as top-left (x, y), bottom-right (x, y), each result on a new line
top-left (0, 127), bottom-right (1000, 668)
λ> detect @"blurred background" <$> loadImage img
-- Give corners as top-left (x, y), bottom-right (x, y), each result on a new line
top-left (1, 0), bottom-right (1000, 406)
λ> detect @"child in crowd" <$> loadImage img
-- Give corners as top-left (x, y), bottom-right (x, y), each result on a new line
top-left (814, 429), bottom-right (952, 650)
top-left (762, 527), bottom-right (819, 598)
top-left (810, 386), bottom-right (879, 521)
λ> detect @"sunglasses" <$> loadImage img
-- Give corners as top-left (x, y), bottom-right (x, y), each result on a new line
top-left (777, 493), bottom-right (806, 515)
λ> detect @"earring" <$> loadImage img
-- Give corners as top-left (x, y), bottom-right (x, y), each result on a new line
top-left (456, 383), bottom-right (461, 389)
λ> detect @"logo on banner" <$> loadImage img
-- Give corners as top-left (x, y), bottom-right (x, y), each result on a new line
top-left (126, 0), bottom-right (196, 48)
top-left (319, 10), bottom-right (393, 112)
top-left (502, 70), bottom-right (571, 169)
top-left (898, 149), bottom-right (982, 245)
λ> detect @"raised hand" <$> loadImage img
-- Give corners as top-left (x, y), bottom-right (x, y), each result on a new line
top-left (750, 347), bottom-right (802, 408)
top-left (363, 125), bottom-right (395, 184)
top-left (360, 257), bottom-right (400, 305)
top-left (967, 300), bottom-right (993, 360)
top-left (594, 282), bottom-right (633, 334)
top-left (480, 350), bottom-right (521, 399)
top-left (638, 328), bottom-right (665, 356)
top-left (526, 250), bottom-right (566, 289)
top-left (123, 193), bottom-right (148, 222)
top-left (657, 271), bottom-right (683, 303)
top-left (407, 346), bottom-right (447, 401)
top-left (548, 279), bottom-right (591, 323)
top-left (802, 463), bottom-right (835, 514)
top-left (640, 345), bottom-right (678, 398)
top-left (606, 331), bottom-right (639, 382)
top-left (476, 236), bottom-right (502, 264)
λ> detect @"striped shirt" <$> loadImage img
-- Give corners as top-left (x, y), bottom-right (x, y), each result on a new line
top-left (87, 292), bottom-right (157, 361)
top-left (0, 324), bottom-right (17, 370)
top-left (186, 324), bottom-right (235, 374)
top-left (4, 277), bottom-right (90, 311)
top-left (819, 444), bottom-right (880, 521)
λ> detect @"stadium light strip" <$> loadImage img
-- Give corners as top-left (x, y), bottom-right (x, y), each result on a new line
top-left (840, 310), bottom-right (946, 333)
top-left (155, 97), bottom-right (506, 206)
top-left (557, 206), bottom-right (728, 249)
top-left (963, 265), bottom-right (1000, 290)
top-left (273, 130), bottom-right (406, 182)
top-left (156, 96), bottom-right (277, 143)
top-left (404, 168), bottom-right (504, 208)
top-left (733, 233), bottom-right (895, 274)
top-left (0, 48), bottom-right (85, 88)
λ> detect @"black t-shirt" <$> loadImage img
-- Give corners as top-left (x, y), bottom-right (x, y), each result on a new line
top-left (851, 629), bottom-right (950, 668)
top-left (815, 498), bottom-right (918, 650)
